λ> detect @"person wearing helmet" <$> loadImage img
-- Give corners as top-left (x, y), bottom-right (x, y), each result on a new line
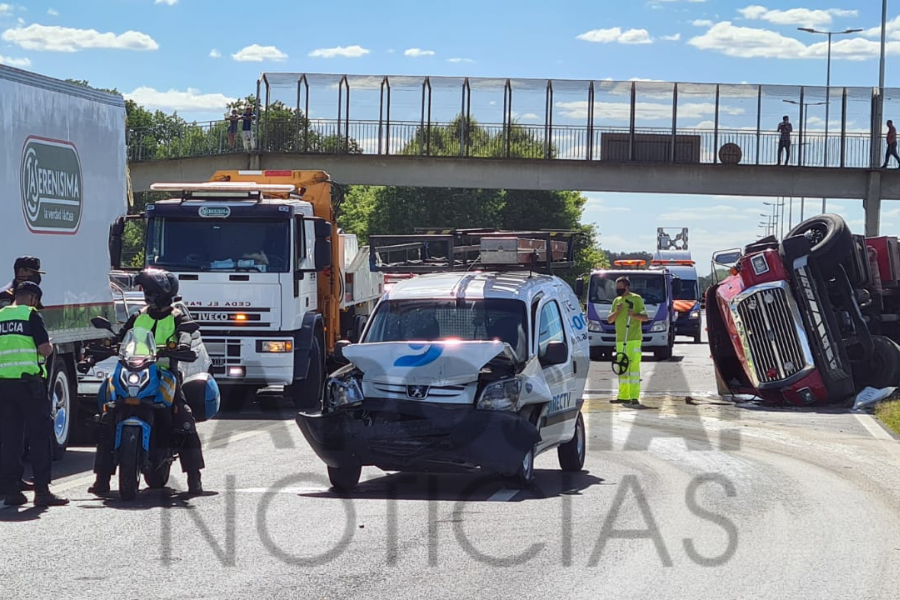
top-left (86, 267), bottom-right (207, 496)
top-left (0, 256), bottom-right (45, 309)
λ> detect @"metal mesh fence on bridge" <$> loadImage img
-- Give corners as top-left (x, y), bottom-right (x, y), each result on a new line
top-left (127, 73), bottom-right (900, 170)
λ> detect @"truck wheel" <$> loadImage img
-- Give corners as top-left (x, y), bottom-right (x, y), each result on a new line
top-left (219, 386), bottom-right (251, 413)
top-left (118, 428), bottom-right (142, 501)
top-left (327, 465), bottom-right (361, 493)
top-left (50, 358), bottom-right (76, 461)
top-left (787, 214), bottom-right (852, 265)
top-left (862, 335), bottom-right (900, 389)
top-left (288, 334), bottom-right (324, 411)
top-left (557, 412), bottom-right (586, 472)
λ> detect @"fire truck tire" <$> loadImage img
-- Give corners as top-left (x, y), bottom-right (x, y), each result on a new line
top-left (787, 214), bottom-right (852, 266)
top-left (863, 335), bottom-right (900, 389)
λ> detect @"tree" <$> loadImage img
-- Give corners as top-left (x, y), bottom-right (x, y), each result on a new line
top-left (604, 250), bottom-right (654, 264)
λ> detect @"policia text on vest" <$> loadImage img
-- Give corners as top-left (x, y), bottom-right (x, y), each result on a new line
top-left (0, 286), bottom-right (70, 507)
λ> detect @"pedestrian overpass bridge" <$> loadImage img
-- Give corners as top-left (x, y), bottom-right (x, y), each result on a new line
top-left (127, 73), bottom-right (900, 236)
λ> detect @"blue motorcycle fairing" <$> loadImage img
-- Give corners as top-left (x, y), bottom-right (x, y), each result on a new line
top-left (98, 362), bottom-right (177, 411)
top-left (115, 418), bottom-right (152, 452)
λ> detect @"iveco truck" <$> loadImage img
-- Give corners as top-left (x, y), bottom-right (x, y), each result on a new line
top-left (135, 171), bottom-right (384, 411)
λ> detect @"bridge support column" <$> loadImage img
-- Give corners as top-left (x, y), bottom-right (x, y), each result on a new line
top-left (864, 170), bottom-right (882, 237)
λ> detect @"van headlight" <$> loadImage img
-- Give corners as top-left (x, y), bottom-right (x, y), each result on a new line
top-left (477, 378), bottom-right (521, 411)
top-left (326, 376), bottom-right (364, 408)
top-left (651, 321), bottom-right (667, 332)
top-left (690, 308), bottom-right (700, 319)
top-left (588, 320), bottom-right (602, 332)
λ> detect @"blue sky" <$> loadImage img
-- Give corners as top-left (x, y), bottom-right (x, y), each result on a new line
top-left (4, 0), bottom-right (900, 270)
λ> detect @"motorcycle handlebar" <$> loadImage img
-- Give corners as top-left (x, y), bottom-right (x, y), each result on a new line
top-left (158, 349), bottom-right (198, 363)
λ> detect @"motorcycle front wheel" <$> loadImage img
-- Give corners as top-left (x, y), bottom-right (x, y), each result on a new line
top-left (119, 427), bottom-right (142, 501)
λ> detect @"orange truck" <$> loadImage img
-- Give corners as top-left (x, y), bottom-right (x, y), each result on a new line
top-left (131, 170), bottom-right (383, 411)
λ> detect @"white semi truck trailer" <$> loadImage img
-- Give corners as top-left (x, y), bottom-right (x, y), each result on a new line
top-left (1, 64), bottom-right (127, 458)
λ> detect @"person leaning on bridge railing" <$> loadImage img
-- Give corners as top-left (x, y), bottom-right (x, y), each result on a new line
top-left (881, 119), bottom-right (900, 169)
top-left (777, 116), bottom-right (793, 166)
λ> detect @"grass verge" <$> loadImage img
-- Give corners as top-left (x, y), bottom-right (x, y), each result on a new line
top-left (875, 400), bottom-right (900, 438)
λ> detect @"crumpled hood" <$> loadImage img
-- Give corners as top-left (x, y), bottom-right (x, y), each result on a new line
top-left (341, 340), bottom-right (515, 386)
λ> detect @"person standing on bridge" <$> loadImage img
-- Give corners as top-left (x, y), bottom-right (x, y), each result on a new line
top-left (240, 106), bottom-right (256, 151)
top-left (882, 120), bottom-right (900, 169)
top-left (777, 116), bottom-right (792, 166)
top-left (608, 276), bottom-right (649, 407)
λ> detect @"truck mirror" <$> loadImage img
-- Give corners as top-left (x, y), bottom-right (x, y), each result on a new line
top-left (712, 249), bottom-right (742, 266)
top-left (108, 217), bottom-right (124, 270)
top-left (91, 316), bottom-right (114, 332)
top-left (314, 219), bottom-right (332, 239)
top-left (315, 239), bottom-right (332, 271)
top-left (574, 278), bottom-right (584, 297)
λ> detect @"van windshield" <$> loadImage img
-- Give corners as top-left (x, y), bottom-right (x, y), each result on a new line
top-left (674, 279), bottom-right (699, 301)
top-left (364, 298), bottom-right (529, 360)
top-left (589, 273), bottom-right (667, 305)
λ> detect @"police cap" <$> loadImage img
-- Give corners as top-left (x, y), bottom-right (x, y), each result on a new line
top-left (13, 256), bottom-right (45, 274)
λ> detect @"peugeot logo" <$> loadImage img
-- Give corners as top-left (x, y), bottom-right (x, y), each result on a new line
top-left (407, 385), bottom-right (429, 399)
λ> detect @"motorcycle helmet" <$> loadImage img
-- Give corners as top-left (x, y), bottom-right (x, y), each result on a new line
top-left (135, 267), bottom-right (179, 310)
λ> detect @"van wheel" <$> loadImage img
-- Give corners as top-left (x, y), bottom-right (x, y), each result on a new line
top-left (513, 446), bottom-right (536, 488)
top-left (557, 412), bottom-right (586, 471)
top-left (693, 332), bottom-right (702, 344)
top-left (590, 347), bottom-right (609, 361)
top-left (328, 465), bottom-right (361, 493)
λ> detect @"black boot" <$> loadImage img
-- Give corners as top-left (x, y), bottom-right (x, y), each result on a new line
top-left (34, 489), bottom-right (69, 507)
top-left (4, 491), bottom-right (27, 506)
top-left (187, 471), bottom-right (203, 495)
top-left (88, 474), bottom-right (111, 495)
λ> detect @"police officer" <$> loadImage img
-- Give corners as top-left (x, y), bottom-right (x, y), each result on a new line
top-left (86, 267), bottom-right (206, 496)
top-left (0, 282), bottom-right (69, 507)
top-left (608, 276), bottom-right (650, 407)
top-left (0, 256), bottom-right (44, 309)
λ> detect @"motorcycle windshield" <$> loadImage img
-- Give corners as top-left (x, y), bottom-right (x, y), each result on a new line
top-left (118, 327), bottom-right (158, 366)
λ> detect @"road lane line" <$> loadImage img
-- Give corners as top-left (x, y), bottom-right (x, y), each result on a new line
top-left (487, 488), bottom-right (519, 502)
top-left (855, 413), bottom-right (900, 463)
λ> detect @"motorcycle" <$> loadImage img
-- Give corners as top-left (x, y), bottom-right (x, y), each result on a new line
top-left (84, 317), bottom-right (214, 501)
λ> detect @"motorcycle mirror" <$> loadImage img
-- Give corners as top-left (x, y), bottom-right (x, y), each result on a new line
top-left (91, 316), bottom-right (114, 332)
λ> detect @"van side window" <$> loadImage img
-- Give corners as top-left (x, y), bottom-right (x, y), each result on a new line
top-left (538, 301), bottom-right (566, 358)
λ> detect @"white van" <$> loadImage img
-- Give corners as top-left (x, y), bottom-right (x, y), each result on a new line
top-left (296, 231), bottom-right (590, 491)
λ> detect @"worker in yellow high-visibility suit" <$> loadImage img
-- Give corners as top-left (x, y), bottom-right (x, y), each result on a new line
top-left (608, 276), bottom-right (649, 406)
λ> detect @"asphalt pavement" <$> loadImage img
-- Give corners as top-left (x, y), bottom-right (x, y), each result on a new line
top-left (2, 328), bottom-right (900, 599)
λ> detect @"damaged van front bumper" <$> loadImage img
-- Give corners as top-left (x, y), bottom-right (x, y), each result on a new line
top-left (296, 398), bottom-right (541, 476)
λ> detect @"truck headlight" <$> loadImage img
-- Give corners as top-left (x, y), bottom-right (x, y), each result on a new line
top-left (477, 378), bottom-right (521, 411)
top-left (651, 321), bottom-right (667, 332)
top-left (258, 340), bottom-right (294, 353)
top-left (588, 320), bottom-right (602, 332)
top-left (326, 376), bottom-right (364, 407)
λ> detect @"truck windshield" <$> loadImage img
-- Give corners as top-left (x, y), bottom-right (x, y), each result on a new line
top-left (364, 298), bottom-right (529, 359)
top-left (146, 218), bottom-right (290, 273)
top-left (590, 273), bottom-right (667, 305)
top-left (674, 279), bottom-right (699, 301)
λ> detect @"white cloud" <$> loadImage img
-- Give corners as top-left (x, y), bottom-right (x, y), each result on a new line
top-left (513, 112), bottom-right (541, 121)
top-left (47, 8), bottom-right (58, 16)
top-left (308, 45), bottom-right (369, 58)
top-left (1, 24), bottom-right (158, 52)
top-left (209, 48), bottom-right (220, 58)
top-left (448, 57), bottom-right (474, 63)
top-left (692, 19), bottom-right (713, 27)
top-left (404, 47), bottom-right (435, 57)
top-left (577, 27), bottom-right (653, 44)
top-left (737, 5), bottom-right (858, 27)
top-left (864, 16), bottom-right (900, 41)
top-left (231, 44), bottom-right (287, 62)
top-left (0, 4), bottom-right (12, 15)
top-left (0, 53), bottom-right (29, 67)
top-left (660, 205), bottom-right (752, 222)
top-left (582, 194), bottom-right (632, 219)
top-left (155, 0), bottom-right (177, 4)
top-left (660, 33), bottom-right (681, 41)
top-left (124, 86), bottom-right (235, 112)
top-left (688, 21), bottom-right (896, 60)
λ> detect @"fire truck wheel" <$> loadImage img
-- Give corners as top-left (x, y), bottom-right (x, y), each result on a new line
top-left (863, 335), bottom-right (900, 389)
top-left (787, 214), bottom-right (852, 267)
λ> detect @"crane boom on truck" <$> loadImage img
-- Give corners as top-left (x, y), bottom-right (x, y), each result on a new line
top-left (138, 170), bottom-right (384, 411)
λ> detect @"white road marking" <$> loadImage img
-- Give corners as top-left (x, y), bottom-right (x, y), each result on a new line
top-left (487, 488), bottom-right (519, 502)
top-left (855, 413), bottom-right (900, 463)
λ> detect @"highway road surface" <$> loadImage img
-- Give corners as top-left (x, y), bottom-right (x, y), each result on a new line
top-left (2, 330), bottom-right (900, 600)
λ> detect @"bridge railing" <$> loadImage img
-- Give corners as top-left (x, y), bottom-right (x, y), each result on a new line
top-left (126, 116), bottom-right (875, 168)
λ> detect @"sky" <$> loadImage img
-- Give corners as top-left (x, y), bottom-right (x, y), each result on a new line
top-left (4, 0), bottom-right (900, 272)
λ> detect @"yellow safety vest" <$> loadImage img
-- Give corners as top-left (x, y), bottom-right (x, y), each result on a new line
top-left (0, 305), bottom-right (44, 379)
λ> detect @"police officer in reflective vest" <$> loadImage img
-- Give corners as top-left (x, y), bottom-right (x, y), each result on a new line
top-left (608, 276), bottom-right (649, 407)
top-left (0, 282), bottom-right (69, 507)
top-left (0, 256), bottom-right (44, 309)
top-left (87, 268), bottom-right (206, 496)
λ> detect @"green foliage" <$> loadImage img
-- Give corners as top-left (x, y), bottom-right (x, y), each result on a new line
top-left (604, 250), bottom-right (654, 264)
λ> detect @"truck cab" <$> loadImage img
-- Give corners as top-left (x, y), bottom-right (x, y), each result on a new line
top-left (579, 260), bottom-right (675, 360)
top-left (137, 172), bottom-right (384, 411)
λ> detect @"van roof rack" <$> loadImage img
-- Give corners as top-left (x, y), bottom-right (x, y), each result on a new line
top-left (369, 229), bottom-right (582, 274)
top-left (149, 182), bottom-right (297, 203)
